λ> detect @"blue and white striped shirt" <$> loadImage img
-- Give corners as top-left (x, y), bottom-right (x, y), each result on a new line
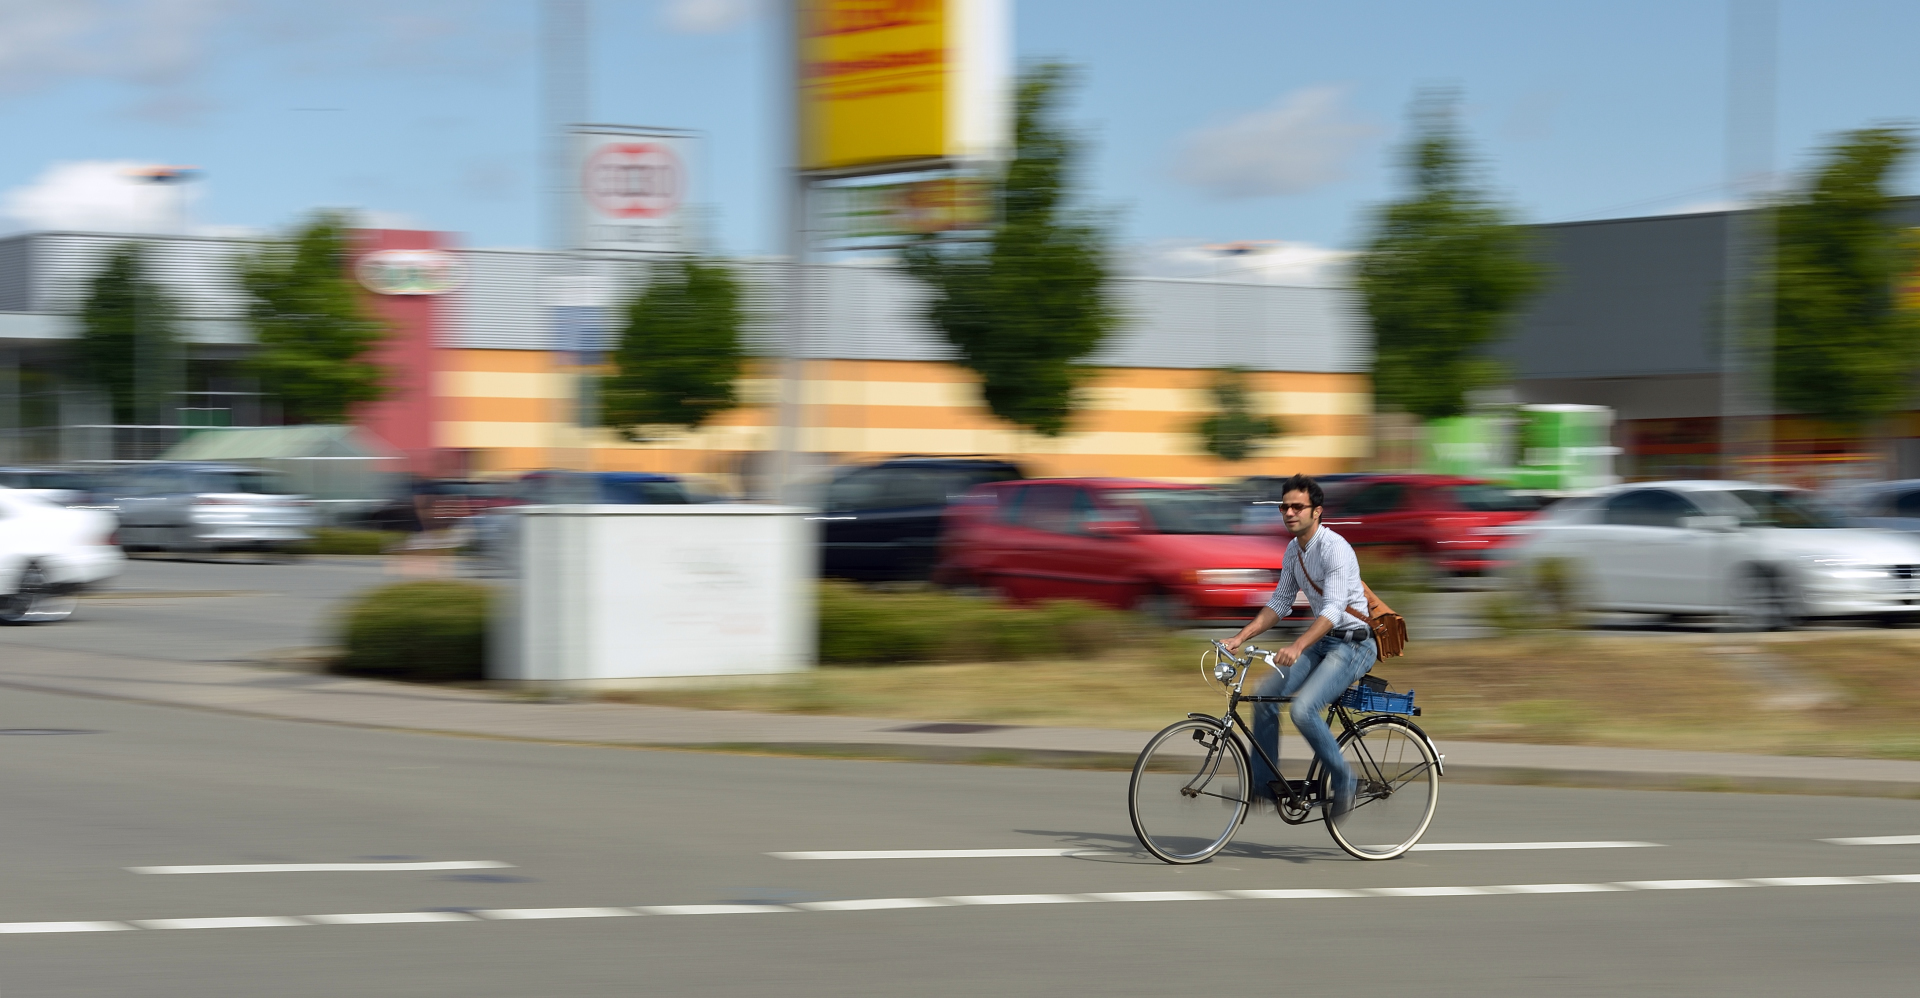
top-left (1263, 526), bottom-right (1369, 633)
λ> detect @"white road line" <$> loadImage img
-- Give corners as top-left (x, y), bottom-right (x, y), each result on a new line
top-left (772, 842), bottom-right (1658, 861)
top-left (128, 861), bottom-right (513, 875)
top-left (133, 916), bottom-right (307, 930)
top-left (1823, 835), bottom-right (1920, 846)
top-left (1409, 841), bottom-right (1661, 852)
top-left (473, 908), bottom-right (636, 920)
top-left (768, 849), bottom-right (1107, 860)
top-left (307, 912), bottom-right (478, 925)
top-left (0, 921), bottom-right (133, 934)
top-left (3, 874), bottom-right (1915, 935)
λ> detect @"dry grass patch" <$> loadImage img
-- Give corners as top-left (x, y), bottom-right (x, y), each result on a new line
top-left (605, 629), bottom-right (1920, 760)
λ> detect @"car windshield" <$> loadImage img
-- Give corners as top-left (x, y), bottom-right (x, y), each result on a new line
top-left (1111, 489), bottom-right (1244, 534)
top-left (601, 480), bottom-right (689, 504)
top-left (1722, 489), bottom-right (1837, 529)
top-left (198, 471), bottom-right (284, 495)
top-left (1444, 484), bottom-right (1543, 512)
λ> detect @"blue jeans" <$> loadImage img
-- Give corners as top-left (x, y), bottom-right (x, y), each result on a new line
top-left (1250, 630), bottom-right (1376, 801)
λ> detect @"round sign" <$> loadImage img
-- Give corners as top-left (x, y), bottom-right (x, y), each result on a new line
top-left (583, 142), bottom-right (684, 219)
top-left (356, 249), bottom-right (463, 296)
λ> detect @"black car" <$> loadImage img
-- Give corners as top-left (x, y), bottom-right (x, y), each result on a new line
top-left (817, 457), bottom-right (1024, 580)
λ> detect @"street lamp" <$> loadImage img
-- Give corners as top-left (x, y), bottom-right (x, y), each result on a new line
top-left (126, 165), bottom-right (202, 457)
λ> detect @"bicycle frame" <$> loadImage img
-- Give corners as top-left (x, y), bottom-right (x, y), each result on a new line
top-left (1193, 642), bottom-right (1394, 819)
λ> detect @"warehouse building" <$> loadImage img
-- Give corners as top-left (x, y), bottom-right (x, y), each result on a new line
top-left (0, 229), bottom-right (1372, 487)
top-left (1501, 197), bottom-right (1920, 482)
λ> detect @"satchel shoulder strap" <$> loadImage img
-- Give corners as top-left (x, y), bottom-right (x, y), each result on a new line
top-left (1287, 543), bottom-right (1372, 626)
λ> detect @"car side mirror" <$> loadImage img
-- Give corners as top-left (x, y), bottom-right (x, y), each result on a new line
top-left (1681, 514), bottom-right (1739, 532)
top-left (1083, 517), bottom-right (1140, 537)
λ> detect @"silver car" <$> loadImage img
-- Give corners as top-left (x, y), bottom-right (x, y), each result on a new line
top-left (105, 463), bottom-right (315, 556)
top-left (1509, 480), bottom-right (1920, 629)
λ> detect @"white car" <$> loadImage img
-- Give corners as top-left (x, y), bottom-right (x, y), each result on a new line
top-left (0, 487), bottom-right (124, 624)
top-left (1509, 480), bottom-right (1920, 629)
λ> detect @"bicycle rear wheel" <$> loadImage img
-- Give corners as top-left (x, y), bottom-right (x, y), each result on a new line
top-left (1321, 716), bottom-right (1439, 860)
top-left (1128, 719), bottom-right (1250, 864)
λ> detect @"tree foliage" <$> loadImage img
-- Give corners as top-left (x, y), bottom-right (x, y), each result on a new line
top-left (601, 257), bottom-right (745, 432)
top-left (1357, 91), bottom-right (1544, 421)
top-left (238, 212), bottom-right (387, 424)
top-left (76, 242), bottom-right (181, 425)
top-left (1771, 126), bottom-right (1920, 429)
top-left (1194, 367), bottom-right (1282, 463)
top-left (904, 63), bottom-right (1116, 437)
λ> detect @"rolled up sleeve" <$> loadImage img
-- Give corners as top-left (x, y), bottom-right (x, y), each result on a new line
top-left (1264, 546), bottom-right (1299, 616)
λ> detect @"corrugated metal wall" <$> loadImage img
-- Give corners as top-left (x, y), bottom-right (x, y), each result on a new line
top-left (2, 231), bottom-right (1369, 374)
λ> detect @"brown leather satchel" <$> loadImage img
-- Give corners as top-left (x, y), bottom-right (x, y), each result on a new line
top-left (1295, 554), bottom-right (1408, 662)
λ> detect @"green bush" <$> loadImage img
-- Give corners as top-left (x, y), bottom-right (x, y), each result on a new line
top-left (332, 580), bottom-right (490, 682)
top-left (294, 527), bottom-right (393, 556)
top-left (819, 580), bottom-right (1147, 665)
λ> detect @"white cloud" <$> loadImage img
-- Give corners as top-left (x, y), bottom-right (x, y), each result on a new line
top-left (1127, 239), bottom-right (1356, 287)
top-left (1, 160), bottom-right (201, 234)
top-left (1171, 86), bottom-right (1379, 199)
top-left (663, 0), bottom-right (760, 33)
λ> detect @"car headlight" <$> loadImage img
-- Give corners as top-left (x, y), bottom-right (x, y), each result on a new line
top-left (1808, 558), bottom-right (1888, 580)
top-left (1194, 569), bottom-right (1277, 586)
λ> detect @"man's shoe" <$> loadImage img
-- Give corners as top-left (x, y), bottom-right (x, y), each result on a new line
top-left (1327, 787), bottom-right (1356, 826)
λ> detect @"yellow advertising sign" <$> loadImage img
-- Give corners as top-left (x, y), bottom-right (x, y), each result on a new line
top-left (800, 0), bottom-right (1004, 174)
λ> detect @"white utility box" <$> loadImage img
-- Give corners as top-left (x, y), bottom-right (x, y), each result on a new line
top-left (493, 505), bottom-right (816, 688)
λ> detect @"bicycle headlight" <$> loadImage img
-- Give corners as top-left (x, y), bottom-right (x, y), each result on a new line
top-left (1213, 660), bottom-right (1237, 683)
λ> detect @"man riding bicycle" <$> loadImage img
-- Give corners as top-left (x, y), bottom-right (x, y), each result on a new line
top-left (1221, 473), bottom-right (1375, 823)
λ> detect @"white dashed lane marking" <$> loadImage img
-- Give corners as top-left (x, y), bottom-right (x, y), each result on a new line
top-left (1823, 835), bottom-right (1920, 846)
top-left (128, 861), bottom-right (513, 875)
top-left (5, 874), bottom-right (1918, 935)
top-left (769, 842), bottom-right (1659, 860)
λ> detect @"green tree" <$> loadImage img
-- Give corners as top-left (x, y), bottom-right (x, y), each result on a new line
top-left (1194, 367), bottom-right (1282, 462)
top-left (1771, 126), bottom-right (1920, 431)
top-left (75, 242), bottom-right (181, 425)
top-left (1357, 91), bottom-right (1544, 420)
top-left (904, 63), bottom-right (1116, 437)
top-left (238, 212), bottom-right (387, 424)
top-left (601, 257), bottom-right (745, 433)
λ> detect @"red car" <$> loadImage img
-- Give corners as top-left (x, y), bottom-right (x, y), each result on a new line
top-left (1311, 474), bottom-right (1545, 574)
top-left (937, 479), bottom-right (1309, 625)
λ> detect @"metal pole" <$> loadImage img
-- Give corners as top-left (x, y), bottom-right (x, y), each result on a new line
top-left (772, 0), bottom-right (808, 503)
top-left (1720, 0), bottom-right (1776, 481)
top-left (544, 0), bottom-right (590, 472)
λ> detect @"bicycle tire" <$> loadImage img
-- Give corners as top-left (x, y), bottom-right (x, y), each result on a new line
top-left (1128, 718), bottom-right (1251, 864)
top-left (1320, 716), bottom-right (1439, 861)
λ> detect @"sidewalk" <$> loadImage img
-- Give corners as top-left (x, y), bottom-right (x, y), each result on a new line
top-left (3, 644), bottom-right (1919, 797)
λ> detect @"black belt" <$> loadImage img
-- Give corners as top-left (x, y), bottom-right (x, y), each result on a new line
top-left (1337, 628), bottom-right (1371, 643)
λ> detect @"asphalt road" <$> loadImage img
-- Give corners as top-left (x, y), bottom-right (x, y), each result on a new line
top-left (0, 556), bottom-right (392, 663)
top-left (2, 684), bottom-right (1919, 997)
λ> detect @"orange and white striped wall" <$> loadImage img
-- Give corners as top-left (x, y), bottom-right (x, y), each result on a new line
top-left (434, 350), bottom-right (1370, 484)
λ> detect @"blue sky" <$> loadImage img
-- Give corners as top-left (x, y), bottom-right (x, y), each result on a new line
top-left (1, 0), bottom-right (1917, 275)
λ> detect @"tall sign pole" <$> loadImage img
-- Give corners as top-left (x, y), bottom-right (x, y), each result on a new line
top-left (777, 0), bottom-right (1009, 503)
top-left (543, 0), bottom-right (590, 473)
top-left (1721, 0), bottom-right (1776, 481)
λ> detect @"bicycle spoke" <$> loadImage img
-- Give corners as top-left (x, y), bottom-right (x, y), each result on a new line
top-left (1130, 720), bottom-right (1249, 864)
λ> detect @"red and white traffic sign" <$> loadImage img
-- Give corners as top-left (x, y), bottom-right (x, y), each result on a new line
top-left (582, 142), bottom-right (684, 220)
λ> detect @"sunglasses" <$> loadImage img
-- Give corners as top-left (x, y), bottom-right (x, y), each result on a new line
top-left (1277, 502), bottom-right (1317, 513)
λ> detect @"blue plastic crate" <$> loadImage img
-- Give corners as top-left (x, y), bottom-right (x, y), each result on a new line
top-left (1337, 685), bottom-right (1419, 716)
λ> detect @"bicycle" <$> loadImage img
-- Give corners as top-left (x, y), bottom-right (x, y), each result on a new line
top-left (1127, 639), bottom-right (1443, 864)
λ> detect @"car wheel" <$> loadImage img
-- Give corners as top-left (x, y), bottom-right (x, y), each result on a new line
top-left (1729, 566), bottom-right (1797, 632)
top-left (0, 563), bottom-right (76, 625)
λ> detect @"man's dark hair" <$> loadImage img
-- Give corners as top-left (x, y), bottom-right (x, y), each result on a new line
top-left (1281, 473), bottom-right (1323, 509)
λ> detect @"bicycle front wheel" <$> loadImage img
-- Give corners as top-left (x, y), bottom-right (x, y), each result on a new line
top-left (1128, 719), bottom-right (1251, 864)
top-left (1322, 716), bottom-right (1439, 861)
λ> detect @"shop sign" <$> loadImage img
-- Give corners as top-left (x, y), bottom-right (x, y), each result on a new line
top-left (799, 0), bottom-right (1008, 175)
top-left (576, 129), bottom-right (696, 254)
top-left (357, 249), bottom-right (463, 296)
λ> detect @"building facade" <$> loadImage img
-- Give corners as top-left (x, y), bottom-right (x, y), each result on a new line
top-left (1502, 197), bottom-right (1920, 482)
top-left (0, 230), bottom-right (1372, 488)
